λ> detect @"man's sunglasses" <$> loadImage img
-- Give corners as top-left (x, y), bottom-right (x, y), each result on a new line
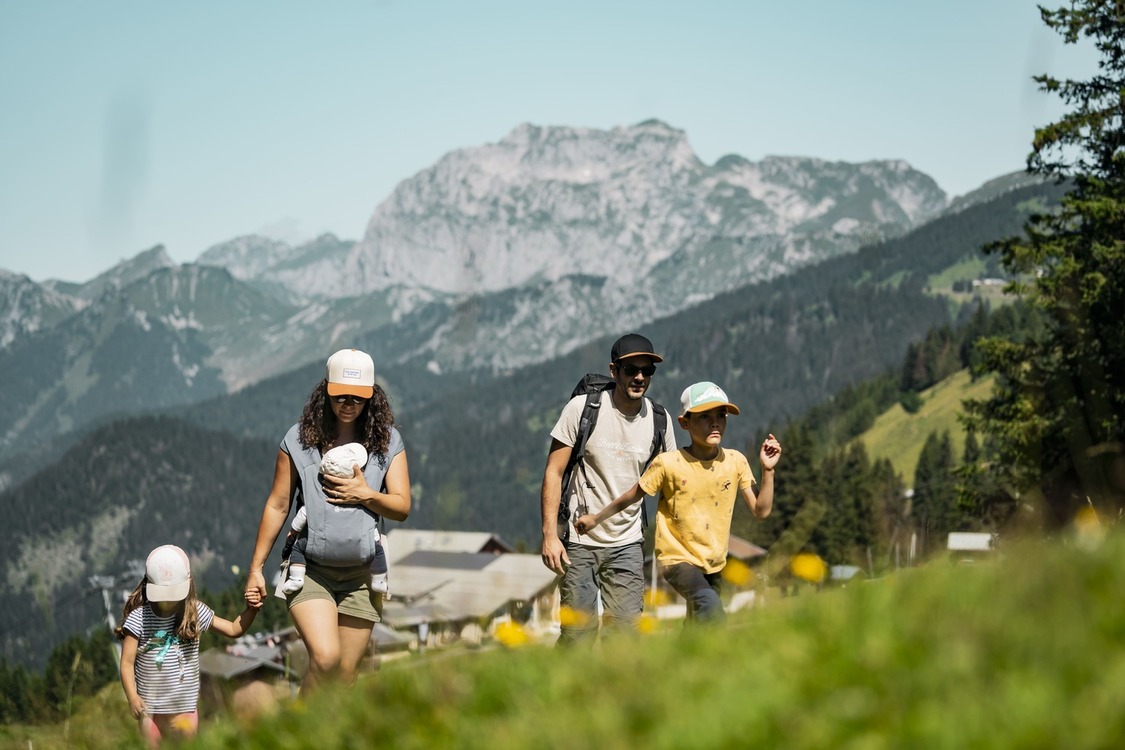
top-left (331, 395), bottom-right (369, 405)
top-left (617, 362), bottom-right (657, 377)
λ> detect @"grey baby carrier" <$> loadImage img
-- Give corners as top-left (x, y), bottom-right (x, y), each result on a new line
top-left (281, 424), bottom-right (402, 566)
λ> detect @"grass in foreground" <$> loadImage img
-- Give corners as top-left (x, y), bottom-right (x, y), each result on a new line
top-left (15, 531), bottom-right (1125, 750)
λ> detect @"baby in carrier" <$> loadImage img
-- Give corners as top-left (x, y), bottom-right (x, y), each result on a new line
top-left (280, 443), bottom-right (389, 595)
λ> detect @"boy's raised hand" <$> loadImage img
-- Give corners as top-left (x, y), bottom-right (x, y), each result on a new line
top-left (574, 514), bottom-right (598, 535)
top-left (760, 433), bottom-right (782, 470)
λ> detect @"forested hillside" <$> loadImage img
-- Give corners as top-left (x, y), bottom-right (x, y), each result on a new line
top-left (0, 418), bottom-right (278, 669)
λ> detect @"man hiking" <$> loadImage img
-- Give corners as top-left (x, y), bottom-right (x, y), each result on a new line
top-left (540, 333), bottom-right (677, 646)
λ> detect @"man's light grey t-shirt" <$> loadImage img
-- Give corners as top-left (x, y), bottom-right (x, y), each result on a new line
top-left (551, 390), bottom-right (678, 548)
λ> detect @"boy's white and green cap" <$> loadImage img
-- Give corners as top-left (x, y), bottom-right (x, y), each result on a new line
top-left (680, 381), bottom-right (741, 416)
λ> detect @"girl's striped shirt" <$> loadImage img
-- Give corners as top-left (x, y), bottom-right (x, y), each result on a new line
top-left (123, 602), bottom-right (214, 714)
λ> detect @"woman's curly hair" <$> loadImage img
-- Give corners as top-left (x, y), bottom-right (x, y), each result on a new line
top-left (297, 379), bottom-right (395, 463)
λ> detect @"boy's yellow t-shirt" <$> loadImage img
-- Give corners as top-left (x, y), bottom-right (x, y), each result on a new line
top-left (639, 447), bottom-right (756, 573)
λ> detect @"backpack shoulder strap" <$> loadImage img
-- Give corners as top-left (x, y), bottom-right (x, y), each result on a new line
top-left (638, 400), bottom-right (669, 531)
top-left (570, 388), bottom-right (605, 465)
top-left (557, 389), bottom-right (607, 540)
top-left (648, 401), bottom-right (668, 466)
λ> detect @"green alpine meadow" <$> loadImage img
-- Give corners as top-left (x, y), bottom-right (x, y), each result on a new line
top-left (10, 530), bottom-right (1123, 749)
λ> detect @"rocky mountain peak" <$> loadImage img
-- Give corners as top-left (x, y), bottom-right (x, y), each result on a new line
top-left (197, 235), bottom-right (293, 280)
top-left (72, 244), bottom-right (178, 302)
top-left (348, 121), bottom-right (946, 296)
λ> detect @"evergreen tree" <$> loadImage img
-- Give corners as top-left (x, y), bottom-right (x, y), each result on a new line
top-left (959, 303), bottom-right (991, 376)
top-left (964, 2), bottom-right (1125, 527)
top-left (962, 428), bottom-right (981, 466)
top-left (813, 450), bottom-right (852, 565)
top-left (913, 431), bottom-right (959, 556)
top-left (41, 630), bottom-right (116, 719)
top-left (869, 456), bottom-right (908, 568)
top-left (737, 423), bottom-right (826, 556)
top-left (0, 659), bottom-right (43, 724)
top-left (842, 442), bottom-right (879, 558)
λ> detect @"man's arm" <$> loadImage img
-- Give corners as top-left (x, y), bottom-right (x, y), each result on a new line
top-left (540, 438), bottom-right (573, 575)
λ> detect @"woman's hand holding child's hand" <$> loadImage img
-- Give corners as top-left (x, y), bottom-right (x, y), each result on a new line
top-left (574, 514), bottom-right (598, 534)
top-left (244, 587), bottom-right (263, 609)
top-left (760, 433), bottom-right (782, 471)
top-left (128, 695), bottom-right (147, 719)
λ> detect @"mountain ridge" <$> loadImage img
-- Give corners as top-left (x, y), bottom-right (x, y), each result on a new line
top-left (0, 122), bottom-right (973, 463)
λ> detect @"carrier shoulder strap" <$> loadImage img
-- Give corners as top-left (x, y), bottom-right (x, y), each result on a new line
top-left (569, 388), bottom-right (606, 470)
top-left (557, 388), bottom-right (606, 541)
top-left (648, 402), bottom-right (668, 465)
top-left (638, 400), bottom-right (668, 530)
top-left (282, 430), bottom-right (319, 510)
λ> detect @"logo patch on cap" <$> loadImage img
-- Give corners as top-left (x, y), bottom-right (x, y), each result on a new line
top-left (343, 368), bottom-right (361, 378)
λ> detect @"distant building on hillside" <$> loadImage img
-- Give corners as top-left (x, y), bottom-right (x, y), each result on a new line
top-left (383, 529), bottom-right (558, 646)
top-left (947, 532), bottom-right (997, 565)
top-left (388, 529), bottom-right (515, 556)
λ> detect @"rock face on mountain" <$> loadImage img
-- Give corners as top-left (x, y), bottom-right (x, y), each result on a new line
top-left (0, 120), bottom-right (957, 461)
top-left (70, 245), bottom-right (179, 303)
top-left (0, 270), bottom-right (80, 348)
top-left (347, 120), bottom-right (948, 296)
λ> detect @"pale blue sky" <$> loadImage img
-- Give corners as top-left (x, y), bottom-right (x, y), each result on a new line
top-left (0, 1), bottom-right (1098, 283)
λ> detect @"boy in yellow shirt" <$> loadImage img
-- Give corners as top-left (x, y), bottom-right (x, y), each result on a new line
top-left (576, 381), bottom-right (781, 622)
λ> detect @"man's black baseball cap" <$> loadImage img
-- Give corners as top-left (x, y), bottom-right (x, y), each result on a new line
top-left (611, 333), bottom-right (664, 363)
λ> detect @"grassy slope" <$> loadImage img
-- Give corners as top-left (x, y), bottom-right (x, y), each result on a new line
top-left (854, 369), bottom-right (994, 484)
top-left (15, 533), bottom-right (1124, 750)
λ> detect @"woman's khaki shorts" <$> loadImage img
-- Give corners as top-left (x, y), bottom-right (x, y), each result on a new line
top-left (287, 561), bottom-right (382, 623)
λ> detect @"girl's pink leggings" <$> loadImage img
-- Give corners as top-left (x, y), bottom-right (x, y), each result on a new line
top-left (140, 711), bottom-right (198, 747)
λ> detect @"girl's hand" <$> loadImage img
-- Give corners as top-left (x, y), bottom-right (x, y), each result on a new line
top-left (574, 514), bottom-right (598, 535)
top-left (129, 695), bottom-right (147, 719)
top-left (245, 587), bottom-right (263, 609)
top-left (322, 464), bottom-right (371, 506)
top-left (245, 569), bottom-right (267, 603)
top-left (760, 434), bottom-right (782, 471)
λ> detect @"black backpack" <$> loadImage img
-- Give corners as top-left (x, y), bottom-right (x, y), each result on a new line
top-left (556, 374), bottom-right (668, 542)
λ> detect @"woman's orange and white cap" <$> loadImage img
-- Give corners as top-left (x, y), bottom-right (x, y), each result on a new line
top-left (326, 348), bottom-right (375, 398)
top-left (145, 545), bottom-right (192, 602)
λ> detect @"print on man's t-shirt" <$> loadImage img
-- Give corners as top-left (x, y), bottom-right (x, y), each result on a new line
top-left (593, 436), bottom-right (646, 462)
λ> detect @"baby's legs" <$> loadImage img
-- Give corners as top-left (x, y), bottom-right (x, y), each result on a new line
top-left (139, 711), bottom-right (198, 748)
top-left (282, 536), bottom-right (309, 595)
top-left (369, 539), bottom-right (388, 594)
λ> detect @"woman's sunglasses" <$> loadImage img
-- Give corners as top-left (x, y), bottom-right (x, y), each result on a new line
top-left (331, 395), bottom-right (369, 406)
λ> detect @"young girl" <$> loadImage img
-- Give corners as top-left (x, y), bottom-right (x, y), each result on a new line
top-left (116, 544), bottom-right (260, 747)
